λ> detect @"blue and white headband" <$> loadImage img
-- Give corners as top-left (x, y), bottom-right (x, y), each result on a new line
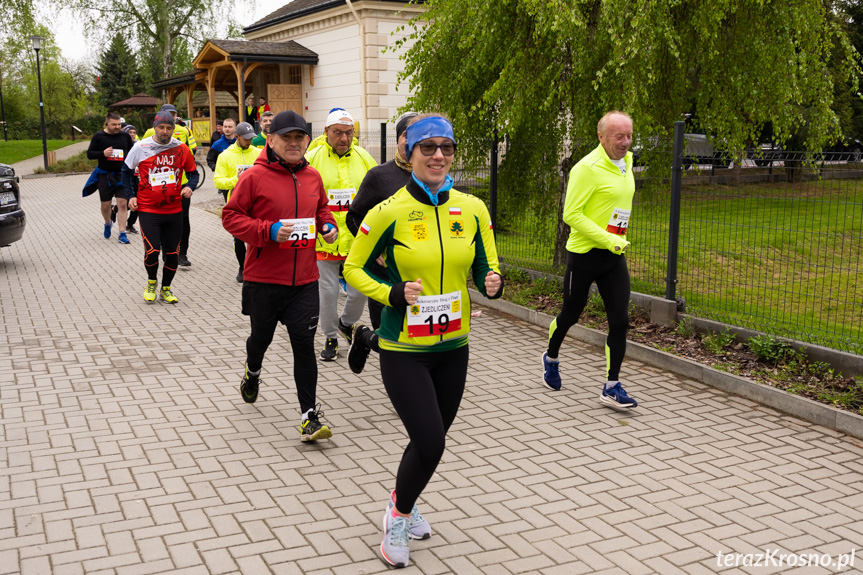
top-left (405, 116), bottom-right (456, 158)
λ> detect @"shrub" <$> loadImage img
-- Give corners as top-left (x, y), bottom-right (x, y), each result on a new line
top-left (702, 329), bottom-right (736, 354)
top-left (748, 334), bottom-right (798, 365)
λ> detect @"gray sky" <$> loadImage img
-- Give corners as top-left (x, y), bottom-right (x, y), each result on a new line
top-left (50, 0), bottom-right (288, 63)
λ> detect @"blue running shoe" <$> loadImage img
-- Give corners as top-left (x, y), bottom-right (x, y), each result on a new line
top-left (103, 222), bottom-right (112, 239)
top-left (542, 352), bottom-right (561, 391)
top-left (380, 507), bottom-right (410, 568)
top-left (600, 381), bottom-right (638, 409)
top-left (386, 490), bottom-right (431, 540)
top-left (118, 232), bottom-right (130, 244)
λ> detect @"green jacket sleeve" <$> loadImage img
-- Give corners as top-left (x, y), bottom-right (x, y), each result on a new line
top-left (563, 163), bottom-right (629, 253)
top-left (343, 207), bottom-right (396, 307)
top-left (470, 199), bottom-right (503, 298)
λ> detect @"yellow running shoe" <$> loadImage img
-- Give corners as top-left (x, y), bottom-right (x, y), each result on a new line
top-left (143, 280), bottom-right (157, 302)
top-left (160, 286), bottom-right (178, 304)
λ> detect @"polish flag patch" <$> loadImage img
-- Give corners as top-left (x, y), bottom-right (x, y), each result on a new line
top-left (449, 207), bottom-right (461, 216)
top-left (360, 222), bottom-right (371, 235)
top-left (489, 221), bottom-right (494, 230)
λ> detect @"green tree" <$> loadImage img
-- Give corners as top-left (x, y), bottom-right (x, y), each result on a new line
top-left (96, 33), bottom-right (145, 108)
top-left (398, 0), bottom-right (862, 263)
top-left (62, 0), bottom-right (246, 86)
top-left (401, 0), bottom-right (859, 155)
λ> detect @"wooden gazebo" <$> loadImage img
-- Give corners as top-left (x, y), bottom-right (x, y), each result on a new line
top-left (152, 39), bottom-right (318, 143)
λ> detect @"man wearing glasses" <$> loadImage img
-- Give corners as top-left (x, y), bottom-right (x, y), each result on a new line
top-left (306, 108), bottom-right (377, 361)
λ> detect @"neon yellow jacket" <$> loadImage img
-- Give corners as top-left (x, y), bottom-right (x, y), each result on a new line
top-left (343, 180), bottom-right (502, 353)
top-left (142, 124), bottom-right (197, 185)
top-left (564, 143), bottom-right (634, 254)
top-left (305, 140), bottom-right (377, 256)
top-left (213, 142), bottom-right (262, 195)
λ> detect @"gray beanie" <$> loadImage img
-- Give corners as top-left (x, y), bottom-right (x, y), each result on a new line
top-left (153, 111), bottom-right (175, 127)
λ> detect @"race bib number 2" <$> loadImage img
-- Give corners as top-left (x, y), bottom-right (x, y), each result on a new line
top-left (606, 208), bottom-right (631, 235)
top-left (149, 168), bottom-right (176, 188)
top-left (279, 218), bottom-right (316, 249)
top-left (407, 291), bottom-right (462, 337)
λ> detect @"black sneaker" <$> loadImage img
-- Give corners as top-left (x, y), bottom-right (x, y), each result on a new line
top-left (348, 324), bottom-right (372, 374)
top-left (178, 254), bottom-right (191, 266)
top-left (338, 319), bottom-right (353, 345)
top-left (236, 269), bottom-right (243, 283)
top-left (125, 224), bottom-right (139, 234)
top-left (300, 405), bottom-right (332, 442)
top-left (240, 367), bottom-right (260, 403)
top-left (320, 337), bottom-right (338, 361)
top-left (110, 204), bottom-right (117, 223)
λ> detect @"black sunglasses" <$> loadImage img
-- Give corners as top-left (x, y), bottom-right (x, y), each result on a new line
top-left (417, 142), bottom-right (456, 156)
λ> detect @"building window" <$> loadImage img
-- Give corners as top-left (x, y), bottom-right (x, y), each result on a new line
top-left (287, 65), bottom-right (302, 85)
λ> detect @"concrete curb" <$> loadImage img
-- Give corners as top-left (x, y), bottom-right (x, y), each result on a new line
top-left (22, 172), bottom-right (90, 179)
top-left (469, 288), bottom-right (863, 439)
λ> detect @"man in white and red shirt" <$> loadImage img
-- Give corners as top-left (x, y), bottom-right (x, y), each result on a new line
top-left (122, 111), bottom-right (199, 304)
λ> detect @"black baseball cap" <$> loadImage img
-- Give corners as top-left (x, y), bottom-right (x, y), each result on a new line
top-left (160, 104), bottom-right (177, 113)
top-left (270, 111), bottom-right (310, 137)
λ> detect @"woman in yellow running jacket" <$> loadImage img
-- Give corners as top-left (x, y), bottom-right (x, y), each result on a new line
top-left (343, 114), bottom-right (503, 568)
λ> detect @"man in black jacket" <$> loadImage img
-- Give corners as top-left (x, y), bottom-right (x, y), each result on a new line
top-left (344, 111), bottom-right (418, 373)
top-left (87, 112), bottom-right (134, 243)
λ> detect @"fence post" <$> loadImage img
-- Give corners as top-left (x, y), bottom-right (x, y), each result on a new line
top-left (380, 122), bottom-right (387, 164)
top-left (489, 129), bottom-right (498, 233)
top-left (665, 121), bottom-right (684, 301)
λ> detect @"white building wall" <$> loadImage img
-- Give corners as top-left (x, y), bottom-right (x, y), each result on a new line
top-left (370, 19), bottom-right (420, 128)
top-left (294, 23), bottom-right (364, 130)
top-left (243, 2), bottom-right (426, 133)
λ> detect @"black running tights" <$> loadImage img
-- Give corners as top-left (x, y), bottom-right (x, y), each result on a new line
top-left (380, 345), bottom-right (469, 514)
top-left (547, 249), bottom-right (630, 381)
top-left (138, 211), bottom-right (182, 285)
top-left (243, 281), bottom-right (320, 413)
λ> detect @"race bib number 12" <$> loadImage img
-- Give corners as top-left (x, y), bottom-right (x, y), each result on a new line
top-left (407, 291), bottom-right (463, 337)
top-left (279, 218), bottom-right (316, 249)
top-left (606, 208), bottom-right (631, 235)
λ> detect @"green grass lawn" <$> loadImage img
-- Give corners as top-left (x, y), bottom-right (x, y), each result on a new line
top-left (0, 139), bottom-right (79, 165)
top-left (494, 177), bottom-right (863, 353)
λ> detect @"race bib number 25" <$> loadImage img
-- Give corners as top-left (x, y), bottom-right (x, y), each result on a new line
top-left (279, 218), bottom-right (316, 249)
top-left (407, 291), bottom-right (463, 337)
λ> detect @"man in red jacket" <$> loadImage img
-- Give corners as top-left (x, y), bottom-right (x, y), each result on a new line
top-left (222, 110), bottom-right (338, 442)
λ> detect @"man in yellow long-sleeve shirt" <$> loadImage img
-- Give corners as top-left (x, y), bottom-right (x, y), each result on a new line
top-left (542, 111), bottom-right (638, 409)
top-left (214, 122), bottom-right (261, 282)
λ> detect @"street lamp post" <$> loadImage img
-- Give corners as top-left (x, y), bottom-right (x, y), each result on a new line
top-left (0, 66), bottom-right (7, 141)
top-left (31, 36), bottom-right (48, 170)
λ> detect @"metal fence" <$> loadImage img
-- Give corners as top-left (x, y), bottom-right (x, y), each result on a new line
top-left (446, 125), bottom-right (862, 354)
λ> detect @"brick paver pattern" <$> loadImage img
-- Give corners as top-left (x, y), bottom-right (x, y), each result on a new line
top-left (2, 170), bottom-right (862, 575)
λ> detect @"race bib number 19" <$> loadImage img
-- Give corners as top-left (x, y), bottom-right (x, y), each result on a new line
top-left (407, 291), bottom-right (463, 337)
top-left (327, 188), bottom-right (355, 212)
top-left (279, 218), bottom-right (316, 249)
top-left (606, 208), bottom-right (631, 235)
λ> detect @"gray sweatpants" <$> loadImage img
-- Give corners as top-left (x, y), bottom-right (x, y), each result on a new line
top-left (317, 259), bottom-right (367, 338)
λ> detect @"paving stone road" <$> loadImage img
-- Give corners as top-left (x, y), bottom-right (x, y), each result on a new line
top-left (1, 165), bottom-right (862, 575)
